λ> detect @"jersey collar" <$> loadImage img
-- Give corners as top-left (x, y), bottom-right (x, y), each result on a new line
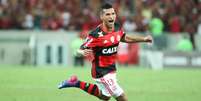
top-left (100, 24), bottom-right (115, 34)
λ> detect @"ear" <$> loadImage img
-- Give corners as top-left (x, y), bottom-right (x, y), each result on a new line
top-left (100, 14), bottom-right (103, 20)
top-left (100, 10), bottom-right (104, 20)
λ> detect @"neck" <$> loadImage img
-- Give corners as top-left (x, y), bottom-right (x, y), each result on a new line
top-left (102, 23), bottom-right (114, 32)
top-left (107, 26), bottom-right (113, 32)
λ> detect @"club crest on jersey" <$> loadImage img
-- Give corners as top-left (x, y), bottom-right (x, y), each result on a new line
top-left (102, 46), bottom-right (117, 54)
top-left (103, 40), bottom-right (108, 44)
top-left (110, 36), bottom-right (115, 43)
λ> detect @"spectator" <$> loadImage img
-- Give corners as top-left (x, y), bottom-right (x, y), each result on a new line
top-left (197, 14), bottom-right (201, 35)
top-left (149, 11), bottom-right (164, 37)
top-left (149, 11), bottom-right (165, 50)
top-left (0, 0), bottom-right (199, 33)
top-left (60, 11), bottom-right (71, 29)
top-left (169, 14), bottom-right (181, 33)
top-left (123, 17), bottom-right (137, 32)
top-left (22, 13), bottom-right (34, 29)
top-left (71, 34), bottom-right (85, 67)
top-left (176, 36), bottom-right (193, 52)
top-left (198, 23), bottom-right (201, 35)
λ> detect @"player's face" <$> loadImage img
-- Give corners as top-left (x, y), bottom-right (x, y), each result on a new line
top-left (100, 8), bottom-right (116, 28)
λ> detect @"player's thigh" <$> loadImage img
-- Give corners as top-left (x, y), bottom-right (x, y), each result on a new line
top-left (104, 73), bottom-right (124, 98)
top-left (95, 80), bottom-right (111, 97)
top-left (95, 73), bottom-right (124, 98)
top-left (95, 82), bottom-right (111, 100)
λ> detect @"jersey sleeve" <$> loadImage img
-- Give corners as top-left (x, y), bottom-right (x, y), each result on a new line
top-left (120, 28), bottom-right (126, 40)
top-left (80, 36), bottom-right (99, 49)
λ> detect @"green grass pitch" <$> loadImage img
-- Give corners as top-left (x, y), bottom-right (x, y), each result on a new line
top-left (0, 65), bottom-right (201, 101)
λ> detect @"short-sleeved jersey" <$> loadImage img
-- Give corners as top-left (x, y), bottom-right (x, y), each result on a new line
top-left (81, 23), bottom-right (125, 78)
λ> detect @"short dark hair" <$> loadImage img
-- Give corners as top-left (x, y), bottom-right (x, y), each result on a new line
top-left (100, 3), bottom-right (113, 15)
top-left (101, 3), bottom-right (113, 10)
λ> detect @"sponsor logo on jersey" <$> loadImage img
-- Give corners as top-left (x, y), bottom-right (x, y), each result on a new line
top-left (102, 46), bottom-right (118, 54)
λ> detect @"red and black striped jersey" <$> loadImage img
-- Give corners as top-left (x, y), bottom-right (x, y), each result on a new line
top-left (80, 23), bottom-right (125, 78)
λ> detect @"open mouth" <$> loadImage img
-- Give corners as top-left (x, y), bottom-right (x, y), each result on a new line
top-left (108, 20), bottom-right (114, 23)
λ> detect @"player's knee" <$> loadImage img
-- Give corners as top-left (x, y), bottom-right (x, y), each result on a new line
top-left (100, 97), bottom-right (111, 101)
top-left (98, 94), bottom-right (111, 101)
top-left (115, 93), bottom-right (128, 101)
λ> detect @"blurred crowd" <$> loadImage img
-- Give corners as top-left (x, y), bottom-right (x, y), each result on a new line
top-left (0, 0), bottom-right (200, 34)
top-left (132, 0), bottom-right (201, 34)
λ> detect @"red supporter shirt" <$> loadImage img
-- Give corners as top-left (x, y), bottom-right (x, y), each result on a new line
top-left (80, 23), bottom-right (125, 78)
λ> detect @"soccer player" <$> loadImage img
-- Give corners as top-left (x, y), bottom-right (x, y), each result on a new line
top-left (58, 3), bottom-right (153, 101)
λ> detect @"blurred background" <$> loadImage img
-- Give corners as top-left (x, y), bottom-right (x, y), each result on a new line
top-left (0, 0), bottom-right (201, 68)
top-left (0, 0), bottom-right (201, 67)
top-left (0, 0), bottom-right (201, 101)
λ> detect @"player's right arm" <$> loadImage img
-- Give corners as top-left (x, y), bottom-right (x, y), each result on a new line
top-left (76, 35), bottom-right (99, 57)
top-left (76, 49), bottom-right (93, 56)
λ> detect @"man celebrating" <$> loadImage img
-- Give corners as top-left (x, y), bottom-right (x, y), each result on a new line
top-left (58, 3), bottom-right (152, 101)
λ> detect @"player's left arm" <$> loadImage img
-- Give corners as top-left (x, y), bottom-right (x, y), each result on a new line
top-left (121, 34), bottom-right (153, 43)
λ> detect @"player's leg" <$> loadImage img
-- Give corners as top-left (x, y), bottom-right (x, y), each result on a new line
top-left (95, 80), bottom-right (112, 101)
top-left (115, 93), bottom-right (128, 101)
top-left (58, 75), bottom-right (112, 100)
top-left (58, 75), bottom-right (115, 100)
top-left (96, 72), bottom-right (127, 101)
top-left (98, 94), bottom-right (111, 101)
top-left (58, 75), bottom-right (100, 97)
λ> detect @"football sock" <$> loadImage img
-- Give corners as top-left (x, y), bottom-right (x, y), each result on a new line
top-left (76, 81), bottom-right (100, 97)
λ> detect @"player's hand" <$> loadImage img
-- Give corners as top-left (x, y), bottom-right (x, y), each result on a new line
top-left (83, 49), bottom-right (93, 56)
top-left (144, 35), bottom-right (153, 43)
top-left (77, 49), bottom-right (93, 56)
top-left (83, 49), bottom-right (94, 61)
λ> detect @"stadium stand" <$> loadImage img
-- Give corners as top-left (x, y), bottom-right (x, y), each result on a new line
top-left (0, 0), bottom-right (200, 32)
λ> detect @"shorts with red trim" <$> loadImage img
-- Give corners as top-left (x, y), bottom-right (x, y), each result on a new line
top-left (93, 72), bottom-right (124, 97)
